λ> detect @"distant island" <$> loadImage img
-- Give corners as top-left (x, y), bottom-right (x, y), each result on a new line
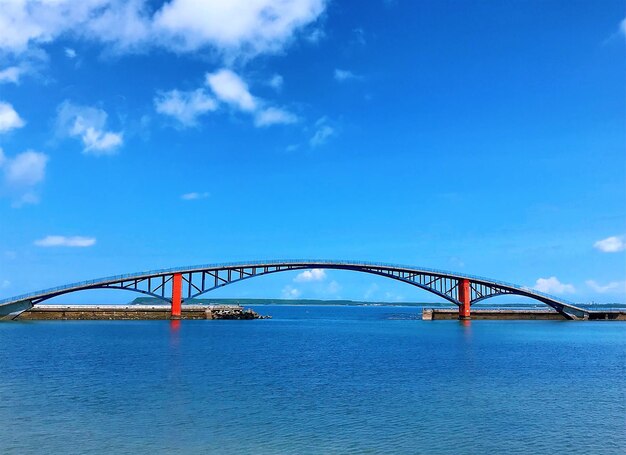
top-left (129, 297), bottom-right (626, 309)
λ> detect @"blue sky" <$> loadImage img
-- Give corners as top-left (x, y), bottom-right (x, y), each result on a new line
top-left (0, 0), bottom-right (624, 304)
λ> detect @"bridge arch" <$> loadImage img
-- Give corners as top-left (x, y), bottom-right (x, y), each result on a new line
top-left (189, 264), bottom-right (461, 305)
top-left (0, 260), bottom-right (589, 320)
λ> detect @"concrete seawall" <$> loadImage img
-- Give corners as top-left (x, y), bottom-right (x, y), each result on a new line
top-left (422, 308), bottom-right (626, 320)
top-left (16, 305), bottom-right (267, 320)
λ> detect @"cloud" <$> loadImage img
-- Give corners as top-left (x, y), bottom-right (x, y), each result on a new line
top-left (0, 49), bottom-right (49, 84)
top-left (0, 1), bottom-right (151, 54)
top-left (268, 74), bottom-right (284, 90)
top-left (56, 101), bottom-right (123, 155)
top-left (586, 280), bottom-right (626, 294)
top-left (309, 117), bottom-right (335, 147)
top-left (533, 277), bottom-right (575, 295)
top-left (11, 192), bottom-right (39, 207)
top-left (305, 27), bottom-right (325, 44)
top-left (254, 107), bottom-right (298, 127)
top-left (310, 125), bottom-right (334, 147)
top-left (1, 279), bottom-right (10, 289)
top-left (294, 268), bottom-right (326, 282)
top-left (154, 89), bottom-right (217, 127)
top-left (34, 235), bottom-right (96, 247)
top-left (0, 148), bottom-right (48, 207)
top-left (181, 191), bottom-right (210, 200)
top-left (153, 0), bottom-right (327, 57)
top-left (158, 68), bottom-right (297, 129)
top-left (0, 0), bottom-right (327, 62)
top-left (281, 285), bottom-right (301, 299)
top-left (206, 69), bottom-right (257, 111)
top-left (0, 101), bottom-right (25, 133)
top-left (593, 235), bottom-right (625, 253)
top-left (2, 150), bottom-right (47, 187)
top-left (334, 68), bottom-right (359, 82)
top-left (0, 67), bottom-right (22, 84)
top-left (65, 48), bottom-right (77, 58)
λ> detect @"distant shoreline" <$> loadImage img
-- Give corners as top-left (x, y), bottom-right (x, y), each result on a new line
top-left (123, 297), bottom-right (626, 309)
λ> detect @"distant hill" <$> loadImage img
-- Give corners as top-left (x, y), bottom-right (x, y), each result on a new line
top-left (129, 297), bottom-right (431, 307)
top-left (128, 297), bottom-right (626, 309)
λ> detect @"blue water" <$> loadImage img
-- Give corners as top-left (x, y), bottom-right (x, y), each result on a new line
top-left (1, 305), bottom-right (625, 454)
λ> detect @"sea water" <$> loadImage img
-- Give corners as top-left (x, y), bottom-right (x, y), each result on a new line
top-left (1, 305), bottom-right (624, 454)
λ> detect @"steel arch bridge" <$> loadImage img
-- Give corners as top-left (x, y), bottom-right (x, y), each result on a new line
top-left (0, 259), bottom-right (590, 320)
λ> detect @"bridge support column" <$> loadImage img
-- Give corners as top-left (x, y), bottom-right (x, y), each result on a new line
top-left (171, 273), bottom-right (182, 319)
top-left (458, 278), bottom-right (471, 320)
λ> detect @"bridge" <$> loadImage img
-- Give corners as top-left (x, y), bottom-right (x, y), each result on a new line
top-left (0, 260), bottom-right (590, 321)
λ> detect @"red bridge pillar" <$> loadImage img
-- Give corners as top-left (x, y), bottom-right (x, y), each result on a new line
top-left (171, 273), bottom-right (182, 319)
top-left (458, 278), bottom-right (471, 320)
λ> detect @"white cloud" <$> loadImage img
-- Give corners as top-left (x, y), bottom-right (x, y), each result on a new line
top-left (305, 27), bottom-right (325, 44)
top-left (1, 279), bottom-right (10, 289)
top-left (0, 1), bottom-right (327, 60)
top-left (593, 236), bottom-right (625, 253)
top-left (0, 0), bottom-right (150, 54)
top-left (334, 69), bottom-right (359, 82)
top-left (586, 280), bottom-right (626, 294)
top-left (294, 268), bottom-right (326, 282)
top-left (269, 74), bottom-right (284, 90)
top-left (153, 0), bottom-right (326, 57)
top-left (533, 277), bottom-right (576, 295)
top-left (310, 125), bottom-right (334, 146)
top-left (0, 148), bottom-right (48, 206)
top-left (310, 118), bottom-right (335, 147)
top-left (206, 69), bottom-right (257, 111)
top-left (0, 66), bottom-right (22, 84)
top-left (11, 192), bottom-right (39, 207)
top-left (181, 191), bottom-right (210, 200)
top-left (0, 101), bottom-right (25, 133)
top-left (254, 107), bottom-right (298, 127)
top-left (0, 49), bottom-right (48, 84)
top-left (621, 18), bottom-right (626, 35)
top-left (65, 48), bottom-right (77, 58)
top-left (34, 235), bottom-right (96, 247)
top-left (157, 68), bottom-right (297, 129)
top-left (56, 101), bottom-right (123, 155)
top-left (154, 89), bottom-right (217, 127)
top-left (281, 285), bottom-right (301, 299)
top-left (3, 150), bottom-right (47, 187)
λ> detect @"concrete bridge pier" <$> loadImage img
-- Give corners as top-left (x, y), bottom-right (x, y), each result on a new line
top-left (171, 273), bottom-right (182, 319)
top-left (458, 278), bottom-right (471, 320)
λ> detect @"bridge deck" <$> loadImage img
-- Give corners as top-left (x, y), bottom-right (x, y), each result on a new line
top-left (0, 259), bottom-right (593, 320)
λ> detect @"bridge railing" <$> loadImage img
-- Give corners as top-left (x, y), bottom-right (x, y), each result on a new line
top-left (0, 259), bottom-right (577, 308)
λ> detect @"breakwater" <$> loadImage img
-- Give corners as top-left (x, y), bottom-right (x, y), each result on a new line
top-left (423, 308), bottom-right (626, 320)
top-left (16, 304), bottom-right (268, 320)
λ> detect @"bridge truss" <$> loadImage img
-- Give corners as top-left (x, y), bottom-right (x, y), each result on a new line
top-left (0, 260), bottom-right (590, 320)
